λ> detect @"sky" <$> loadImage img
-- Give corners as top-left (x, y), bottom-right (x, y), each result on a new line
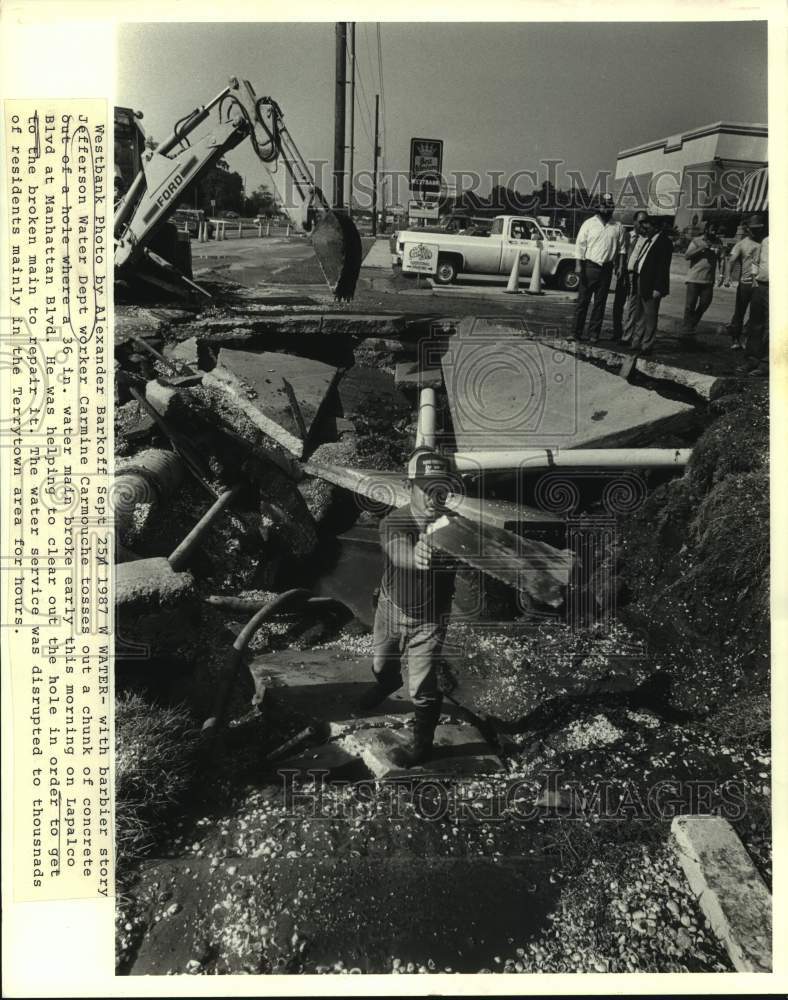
top-left (117, 20), bottom-right (767, 208)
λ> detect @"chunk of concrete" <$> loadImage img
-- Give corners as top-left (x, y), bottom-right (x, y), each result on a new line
top-left (116, 557), bottom-right (198, 657)
top-left (275, 742), bottom-right (368, 781)
top-left (164, 336), bottom-right (200, 368)
top-left (209, 350), bottom-right (339, 458)
top-left (671, 815), bottom-right (771, 972)
top-left (302, 462), bottom-right (561, 527)
top-left (340, 723), bottom-right (503, 780)
top-left (249, 649), bottom-right (414, 729)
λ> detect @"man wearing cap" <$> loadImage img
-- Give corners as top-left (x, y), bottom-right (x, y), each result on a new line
top-left (572, 193), bottom-right (623, 343)
top-left (725, 215), bottom-right (765, 350)
top-left (356, 447), bottom-right (457, 768)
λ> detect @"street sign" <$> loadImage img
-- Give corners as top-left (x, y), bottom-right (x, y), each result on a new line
top-left (402, 240), bottom-right (439, 275)
top-left (408, 199), bottom-right (440, 220)
top-left (410, 137), bottom-right (443, 195)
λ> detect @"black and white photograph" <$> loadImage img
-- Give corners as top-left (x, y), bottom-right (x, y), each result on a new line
top-left (109, 15), bottom-right (775, 980)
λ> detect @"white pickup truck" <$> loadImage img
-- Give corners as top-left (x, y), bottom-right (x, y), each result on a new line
top-left (392, 214), bottom-right (580, 290)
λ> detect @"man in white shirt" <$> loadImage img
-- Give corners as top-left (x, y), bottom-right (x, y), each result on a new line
top-left (572, 193), bottom-right (622, 342)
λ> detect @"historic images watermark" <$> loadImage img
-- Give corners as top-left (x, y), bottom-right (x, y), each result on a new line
top-left (273, 159), bottom-right (756, 215)
top-left (278, 770), bottom-right (749, 825)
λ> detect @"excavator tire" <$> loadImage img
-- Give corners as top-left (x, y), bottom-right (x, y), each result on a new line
top-left (311, 210), bottom-right (363, 302)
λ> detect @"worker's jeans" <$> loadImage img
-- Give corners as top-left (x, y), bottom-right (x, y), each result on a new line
top-left (573, 261), bottom-right (613, 341)
top-left (372, 592), bottom-right (445, 710)
top-left (682, 282), bottom-right (714, 334)
top-left (629, 293), bottom-right (662, 352)
top-left (728, 282), bottom-right (755, 339)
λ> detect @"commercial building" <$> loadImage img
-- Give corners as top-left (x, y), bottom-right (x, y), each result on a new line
top-left (613, 121), bottom-right (767, 233)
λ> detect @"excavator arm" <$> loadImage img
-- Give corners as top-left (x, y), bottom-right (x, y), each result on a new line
top-left (114, 78), bottom-right (361, 300)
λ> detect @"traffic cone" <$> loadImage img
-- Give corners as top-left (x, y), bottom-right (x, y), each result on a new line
top-left (527, 247), bottom-right (544, 295)
top-left (505, 249), bottom-right (522, 293)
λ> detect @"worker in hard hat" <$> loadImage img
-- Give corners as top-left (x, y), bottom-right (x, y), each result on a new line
top-left (356, 447), bottom-right (457, 768)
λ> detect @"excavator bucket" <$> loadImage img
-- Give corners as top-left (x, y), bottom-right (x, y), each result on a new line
top-left (311, 210), bottom-right (363, 302)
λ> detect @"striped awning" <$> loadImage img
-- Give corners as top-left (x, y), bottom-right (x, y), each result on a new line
top-left (737, 167), bottom-right (768, 212)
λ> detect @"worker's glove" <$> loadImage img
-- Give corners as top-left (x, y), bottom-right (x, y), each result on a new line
top-left (414, 535), bottom-right (432, 570)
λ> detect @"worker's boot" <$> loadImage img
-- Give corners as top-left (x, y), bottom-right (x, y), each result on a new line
top-left (389, 698), bottom-right (443, 769)
top-left (356, 671), bottom-right (403, 711)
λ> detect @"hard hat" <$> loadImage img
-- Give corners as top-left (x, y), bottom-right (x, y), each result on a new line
top-left (407, 448), bottom-right (452, 481)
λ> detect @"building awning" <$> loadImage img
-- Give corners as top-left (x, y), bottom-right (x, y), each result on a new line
top-left (737, 167), bottom-right (768, 212)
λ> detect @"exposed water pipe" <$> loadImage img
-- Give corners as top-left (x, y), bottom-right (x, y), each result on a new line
top-left (451, 448), bottom-right (691, 472)
top-left (416, 387), bottom-right (437, 449)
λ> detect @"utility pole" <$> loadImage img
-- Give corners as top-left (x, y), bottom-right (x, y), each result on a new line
top-left (333, 22), bottom-right (347, 210)
top-left (347, 23), bottom-right (356, 217)
top-left (372, 93), bottom-right (380, 236)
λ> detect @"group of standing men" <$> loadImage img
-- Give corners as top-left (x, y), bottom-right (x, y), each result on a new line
top-left (572, 195), bottom-right (769, 367)
top-left (572, 194), bottom-right (672, 355)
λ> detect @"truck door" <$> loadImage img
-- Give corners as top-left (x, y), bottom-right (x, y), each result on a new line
top-left (501, 219), bottom-right (542, 276)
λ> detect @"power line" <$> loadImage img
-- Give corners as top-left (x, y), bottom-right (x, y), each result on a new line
top-left (354, 59), bottom-right (375, 146)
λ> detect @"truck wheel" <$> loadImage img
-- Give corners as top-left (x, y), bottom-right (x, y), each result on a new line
top-left (558, 263), bottom-right (580, 292)
top-left (434, 256), bottom-right (460, 285)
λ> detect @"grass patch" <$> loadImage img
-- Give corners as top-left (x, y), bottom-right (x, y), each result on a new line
top-left (116, 692), bottom-right (200, 866)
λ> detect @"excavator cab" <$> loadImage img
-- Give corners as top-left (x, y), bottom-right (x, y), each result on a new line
top-left (113, 79), bottom-right (362, 301)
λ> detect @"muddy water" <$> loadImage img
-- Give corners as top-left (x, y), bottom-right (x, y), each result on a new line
top-left (311, 524), bottom-right (382, 627)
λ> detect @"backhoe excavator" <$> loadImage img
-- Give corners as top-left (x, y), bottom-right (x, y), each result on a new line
top-left (114, 78), bottom-right (362, 301)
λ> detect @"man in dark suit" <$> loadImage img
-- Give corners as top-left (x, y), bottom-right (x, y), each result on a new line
top-left (628, 215), bottom-right (673, 356)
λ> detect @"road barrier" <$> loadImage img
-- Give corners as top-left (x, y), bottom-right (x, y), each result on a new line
top-left (505, 249), bottom-right (522, 293)
top-left (195, 218), bottom-right (299, 242)
top-left (527, 247), bottom-right (544, 296)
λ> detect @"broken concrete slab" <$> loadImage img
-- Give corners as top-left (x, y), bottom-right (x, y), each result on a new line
top-left (163, 336), bottom-right (200, 368)
top-left (337, 365), bottom-right (411, 420)
top-left (671, 816), bottom-right (772, 973)
top-left (116, 557), bottom-right (198, 657)
top-left (184, 315), bottom-right (323, 339)
top-left (395, 360), bottom-right (444, 390)
top-left (302, 462), bottom-right (410, 508)
top-left (145, 379), bottom-right (192, 420)
top-left (182, 313), bottom-right (407, 341)
top-left (429, 517), bottom-right (571, 607)
top-left (248, 649), bottom-right (415, 729)
top-left (340, 723), bottom-right (503, 780)
top-left (444, 324), bottom-right (696, 450)
top-left (321, 314), bottom-right (407, 338)
top-left (276, 741), bottom-right (369, 781)
top-left (115, 306), bottom-right (196, 347)
top-left (445, 494), bottom-right (562, 528)
top-left (207, 350), bottom-right (339, 458)
top-left (543, 337), bottom-right (724, 402)
top-left (634, 357), bottom-right (724, 401)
